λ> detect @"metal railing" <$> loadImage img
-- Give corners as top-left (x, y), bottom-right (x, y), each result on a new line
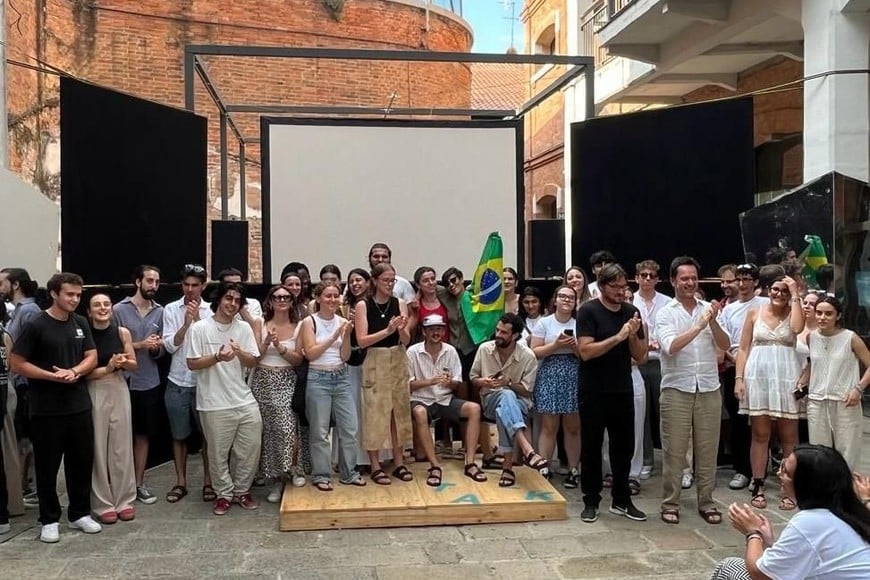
top-left (580, 6), bottom-right (611, 65)
top-left (608, 0), bottom-right (637, 18)
top-left (428, 0), bottom-right (462, 16)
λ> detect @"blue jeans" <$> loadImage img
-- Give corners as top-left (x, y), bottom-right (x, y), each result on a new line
top-left (481, 389), bottom-right (532, 454)
top-left (306, 367), bottom-right (360, 484)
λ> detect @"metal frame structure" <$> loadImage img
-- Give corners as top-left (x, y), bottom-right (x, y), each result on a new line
top-left (182, 44), bottom-right (595, 220)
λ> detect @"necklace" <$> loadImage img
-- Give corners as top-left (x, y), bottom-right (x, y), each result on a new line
top-left (373, 298), bottom-right (391, 319)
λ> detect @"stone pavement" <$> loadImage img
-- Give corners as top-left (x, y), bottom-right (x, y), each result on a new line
top-left (2, 427), bottom-right (869, 580)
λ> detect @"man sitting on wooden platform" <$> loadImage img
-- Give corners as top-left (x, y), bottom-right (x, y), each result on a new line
top-left (470, 313), bottom-right (545, 488)
top-left (407, 314), bottom-right (487, 487)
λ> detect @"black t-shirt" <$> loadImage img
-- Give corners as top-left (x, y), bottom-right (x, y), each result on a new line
top-left (576, 300), bottom-right (643, 395)
top-left (12, 311), bottom-right (96, 417)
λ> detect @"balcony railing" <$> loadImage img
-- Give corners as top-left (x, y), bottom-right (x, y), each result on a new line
top-left (580, 5), bottom-right (611, 65)
top-left (427, 0), bottom-right (462, 16)
top-left (607, 0), bottom-right (637, 19)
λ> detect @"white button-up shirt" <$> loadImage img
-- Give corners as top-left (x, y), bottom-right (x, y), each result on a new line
top-left (655, 298), bottom-right (721, 393)
top-left (633, 290), bottom-right (672, 360)
top-left (406, 341), bottom-right (462, 406)
top-left (163, 297), bottom-right (212, 387)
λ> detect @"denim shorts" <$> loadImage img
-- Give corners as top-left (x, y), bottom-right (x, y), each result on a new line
top-left (164, 381), bottom-right (201, 441)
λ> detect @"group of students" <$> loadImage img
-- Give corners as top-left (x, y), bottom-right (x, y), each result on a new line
top-left (1, 244), bottom-right (870, 572)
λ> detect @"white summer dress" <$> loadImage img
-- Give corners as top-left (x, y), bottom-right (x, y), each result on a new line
top-left (739, 315), bottom-right (805, 419)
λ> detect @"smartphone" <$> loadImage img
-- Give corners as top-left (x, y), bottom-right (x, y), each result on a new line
top-left (490, 371), bottom-right (503, 380)
top-left (563, 329), bottom-right (574, 336)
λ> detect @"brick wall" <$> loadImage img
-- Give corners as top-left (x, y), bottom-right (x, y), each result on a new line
top-left (6, 0), bottom-right (472, 281)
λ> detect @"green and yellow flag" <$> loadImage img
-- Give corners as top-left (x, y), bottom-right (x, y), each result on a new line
top-left (461, 232), bottom-right (505, 344)
top-left (799, 234), bottom-right (828, 288)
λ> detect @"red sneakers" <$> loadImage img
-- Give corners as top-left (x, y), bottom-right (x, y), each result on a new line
top-left (117, 507), bottom-right (136, 522)
top-left (236, 493), bottom-right (259, 510)
top-left (212, 497), bottom-right (231, 516)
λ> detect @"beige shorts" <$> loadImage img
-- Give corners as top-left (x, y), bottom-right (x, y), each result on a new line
top-left (361, 345), bottom-right (412, 450)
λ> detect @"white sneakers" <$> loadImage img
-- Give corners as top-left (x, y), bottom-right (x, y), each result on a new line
top-left (40, 522), bottom-right (60, 543)
top-left (39, 515), bottom-right (102, 543)
top-left (267, 483), bottom-right (283, 504)
top-left (0, 522), bottom-right (11, 535)
top-left (69, 515), bottom-right (103, 534)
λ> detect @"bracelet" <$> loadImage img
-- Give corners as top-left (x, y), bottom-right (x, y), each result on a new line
top-left (745, 533), bottom-right (763, 545)
top-left (791, 298), bottom-right (801, 303)
top-left (214, 352), bottom-right (220, 363)
top-left (853, 384), bottom-right (864, 394)
top-left (735, 376), bottom-right (744, 381)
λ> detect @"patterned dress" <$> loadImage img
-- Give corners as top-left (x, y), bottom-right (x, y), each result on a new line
top-left (249, 327), bottom-right (310, 477)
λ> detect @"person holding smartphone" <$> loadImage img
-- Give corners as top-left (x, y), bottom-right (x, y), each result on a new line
top-left (529, 285), bottom-right (580, 489)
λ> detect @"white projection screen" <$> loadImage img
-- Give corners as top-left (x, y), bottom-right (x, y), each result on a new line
top-left (262, 118), bottom-right (522, 283)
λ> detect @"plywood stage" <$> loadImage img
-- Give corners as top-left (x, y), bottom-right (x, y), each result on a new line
top-left (279, 460), bottom-right (567, 531)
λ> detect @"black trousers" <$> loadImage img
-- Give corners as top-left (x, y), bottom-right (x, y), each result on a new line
top-left (30, 411), bottom-right (94, 525)
top-left (579, 390), bottom-right (635, 507)
top-left (721, 367), bottom-right (751, 477)
top-left (0, 390), bottom-right (8, 525)
top-left (640, 360), bottom-right (662, 465)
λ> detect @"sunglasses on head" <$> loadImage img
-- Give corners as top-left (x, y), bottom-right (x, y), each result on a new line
top-left (183, 264), bottom-right (206, 274)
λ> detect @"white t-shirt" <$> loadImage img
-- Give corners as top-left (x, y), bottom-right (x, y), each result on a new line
top-left (185, 318), bottom-right (259, 411)
top-left (757, 509), bottom-right (870, 580)
top-left (719, 295), bottom-right (768, 349)
top-left (393, 275), bottom-right (416, 303)
top-left (588, 281), bottom-right (600, 298)
top-left (531, 314), bottom-right (576, 355)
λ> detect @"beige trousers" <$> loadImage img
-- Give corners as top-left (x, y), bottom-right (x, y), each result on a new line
top-left (807, 399), bottom-right (864, 470)
top-left (2, 385), bottom-right (25, 515)
top-left (361, 345), bottom-right (412, 450)
top-left (199, 403), bottom-right (262, 500)
top-left (88, 375), bottom-right (137, 515)
top-left (660, 387), bottom-right (721, 513)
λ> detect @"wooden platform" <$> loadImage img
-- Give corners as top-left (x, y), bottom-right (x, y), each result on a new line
top-left (279, 461), bottom-right (567, 531)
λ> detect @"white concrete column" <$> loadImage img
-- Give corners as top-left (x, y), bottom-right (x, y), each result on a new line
top-left (803, 0), bottom-right (870, 183)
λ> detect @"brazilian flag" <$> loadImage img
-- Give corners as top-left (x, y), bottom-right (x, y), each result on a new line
top-left (461, 232), bottom-right (505, 344)
top-left (799, 234), bottom-right (828, 288)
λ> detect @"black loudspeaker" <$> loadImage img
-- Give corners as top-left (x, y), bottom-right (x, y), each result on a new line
top-left (60, 77), bottom-right (207, 284)
top-left (211, 220), bottom-right (249, 280)
top-left (530, 219), bottom-right (565, 278)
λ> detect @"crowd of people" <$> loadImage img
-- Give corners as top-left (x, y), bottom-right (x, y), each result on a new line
top-left (0, 243), bottom-right (868, 578)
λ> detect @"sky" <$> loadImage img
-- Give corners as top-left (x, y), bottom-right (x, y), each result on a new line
top-left (459, 1), bottom-right (525, 54)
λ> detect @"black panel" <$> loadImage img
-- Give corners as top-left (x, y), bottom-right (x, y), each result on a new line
top-left (530, 219), bottom-right (565, 278)
top-left (211, 220), bottom-right (250, 280)
top-left (61, 77), bottom-right (207, 285)
top-left (571, 98), bottom-right (755, 277)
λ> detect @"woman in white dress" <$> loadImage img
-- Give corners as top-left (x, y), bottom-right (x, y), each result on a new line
top-left (735, 276), bottom-right (804, 510)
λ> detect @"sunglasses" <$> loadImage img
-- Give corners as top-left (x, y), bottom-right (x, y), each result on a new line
top-left (183, 264), bottom-right (206, 274)
top-left (637, 272), bottom-right (657, 279)
top-left (271, 294), bottom-right (292, 302)
top-left (448, 277), bottom-right (460, 285)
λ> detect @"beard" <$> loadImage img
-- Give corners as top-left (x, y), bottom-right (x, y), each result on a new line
top-left (139, 287), bottom-right (156, 300)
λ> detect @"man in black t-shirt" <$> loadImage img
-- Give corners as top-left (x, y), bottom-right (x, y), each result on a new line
top-left (575, 263), bottom-right (648, 523)
top-left (10, 273), bottom-right (99, 543)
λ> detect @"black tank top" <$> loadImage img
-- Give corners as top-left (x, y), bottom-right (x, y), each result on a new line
top-left (91, 324), bottom-right (124, 367)
top-left (366, 296), bottom-right (400, 348)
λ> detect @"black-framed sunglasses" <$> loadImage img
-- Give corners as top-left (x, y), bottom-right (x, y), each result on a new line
top-left (637, 272), bottom-right (658, 279)
top-left (271, 294), bottom-right (292, 302)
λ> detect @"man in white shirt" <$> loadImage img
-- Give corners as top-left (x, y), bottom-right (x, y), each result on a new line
top-left (718, 263), bottom-right (767, 490)
top-left (407, 314), bottom-right (486, 485)
top-left (632, 259), bottom-right (672, 479)
top-left (655, 256), bottom-right (730, 525)
top-left (368, 243), bottom-right (416, 305)
top-left (186, 282), bottom-right (262, 516)
top-left (162, 264), bottom-right (213, 504)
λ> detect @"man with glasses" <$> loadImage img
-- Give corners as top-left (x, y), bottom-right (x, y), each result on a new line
top-left (162, 264), bottom-right (214, 504)
top-left (112, 265), bottom-right (164, 505)
top-left (632, 260), bottom-right (671, 480)
top-left (718, 263), bottom-right (767, 490)
top-left (576, 263), bottom-right (648, 523)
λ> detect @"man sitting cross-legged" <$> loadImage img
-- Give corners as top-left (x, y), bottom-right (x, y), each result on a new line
top-left (470, 313), bottom-right (542, 487)
top-left (407, 314), bottom-right (487, 486)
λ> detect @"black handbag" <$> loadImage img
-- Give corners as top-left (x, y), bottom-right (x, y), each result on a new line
top-left (347, 331), bottom-right (367, 367)
top-left (290, 317), bottom-right (313, 425)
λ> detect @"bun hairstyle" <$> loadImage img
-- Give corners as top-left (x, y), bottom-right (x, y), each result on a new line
top-left (1, 267), bottom-right (38, 297)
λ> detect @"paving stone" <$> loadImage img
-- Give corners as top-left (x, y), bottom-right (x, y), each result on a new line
top-left (376, 564), bottom-right (491, 580)
top-left (242, 545), bottom-right (429, 572)
top-left (641, 550), bottom-right (719, 574)
top-left (388, 526), bottom-right (465, 544)
top-left (457, 522), bottom-right (530, 540)
top-left (451, 538), bottom-right (529, 563)
top-left (2, 557), bottom-right (69, 579)
top-left (521, 534), bottom-right (591, 558)
top-left (577, 530), bottom-right (651, 555)
top-left (488, 558), bottom-right (564, 578)
top-left (641, 528), bottom-right (714, 551)
top-left (695, 525), bottom-right (743, 548)
top-left (559, 553), bottom-right (656, 578)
